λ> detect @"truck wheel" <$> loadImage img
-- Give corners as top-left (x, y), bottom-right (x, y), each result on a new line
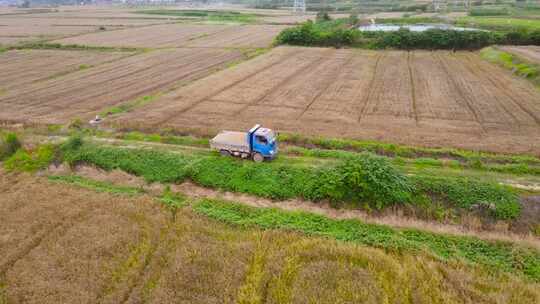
top-left (220, 150), bottom-right (230, 157)
top-left (253, 153), bottom-right (264, 163)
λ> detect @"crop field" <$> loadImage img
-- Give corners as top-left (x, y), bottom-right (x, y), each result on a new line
top-left (0, 171), bottom-right (538, 304)
top-left (0, 48), bottom-right (245, 123)
top-left (183, 24), bottom-right (288, 48)
top-left (115, 46), bottom-right (540, 154)
top-left (53, 23), bottom-right (287, 48)
top-left (0, 49), bottom-right (130, 90)
top-left (0, 12), bottom-right (176, 47)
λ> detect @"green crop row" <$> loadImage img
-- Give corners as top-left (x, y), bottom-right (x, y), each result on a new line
top-left (193, 199), bottom-right (540, 281)
top-left (279, 133), bottom-right (540, 166)
top-left (284, 146), bottom-right (540, 176)
top-left (61, 140), bottom-right (521, 219)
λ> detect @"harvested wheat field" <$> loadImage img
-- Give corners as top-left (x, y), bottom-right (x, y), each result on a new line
top-left (0, 48), bottom-right (245, 123)
top-left (0, 171), bottom-right (538, 304)
top-left (0, 49), bottom-right (130, 90)
top-left (498, 45), bottom-right (540, 63)
top-left (52, 23), bottom-right (232, 48)
top-left (54, 23), bottom-right (287, 48)
top-left (184, 24), bottom-right (288, 48)
top-left (115, 46), bottom-right (540, 154)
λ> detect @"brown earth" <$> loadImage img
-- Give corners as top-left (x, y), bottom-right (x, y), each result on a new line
top-left (0, 49), bottom-right (130, 91)
top-left (0, 47), bottom-right (246, 123)
top-left (115, 46), bottom-right (540, 154)
top-left (1, 170), bottom-right (539, 304)
top-left (53, 23), bottom-right (286, 48)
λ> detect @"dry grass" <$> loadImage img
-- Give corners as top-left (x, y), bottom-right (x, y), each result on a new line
top-left (0, 171), bottom-right (539, 303)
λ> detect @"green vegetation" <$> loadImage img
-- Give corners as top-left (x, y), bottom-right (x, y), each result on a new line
top-left (4, 144), bottom-right (55, 172)
top-left (61, 141), bottom-right (521, 219)
top-left (413, 176), bottom-right (520, 220)
top-left (101, 94), bottom-right (159, 117)
top-left (0, 132), bottom-right (21, 160)
top-left (285, 145), bottom-right (540, 176)
top-left (7, 42), bottom-right (140, 52)
top-left (480, 47), bottom-right (540, 87)
top-left (277, 16), bottom-right (540, 49)
top-left (275, 19), bottom-right (358, 47)
top-left (47, 175), bottom-right (143, 196)
top-left (193, 198), bottom-right (540, 281)
top-left (136, 9), bottom-right (259, 23)
top-left (279, 133), bottom-right (540, 167)
top-left (457, 16), bottom-right (540, 31)
top-left (469, 7), bottom-right (510, 16)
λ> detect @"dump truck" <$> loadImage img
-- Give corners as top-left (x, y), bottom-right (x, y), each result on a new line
top-left (210, 125), bottom-right (278, 162)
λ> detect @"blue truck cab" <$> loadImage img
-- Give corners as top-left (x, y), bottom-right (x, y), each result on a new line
top-left (248, 125), bottom-right (278, 161)
top-left (210, 124), bottom-right (278, 162)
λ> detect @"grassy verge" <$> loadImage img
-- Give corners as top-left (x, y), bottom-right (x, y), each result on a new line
top-left (135, 9), bottom-right (259, 23)
top-left (7, 42), bottom-right (141, 53)
top-left (279, 133), bottom-right (540, 167)
top-left (480, 46), bottom-right (540, 87)
top-left (457, 16), bottom-right (540, 31)
top-left (101, 94), bottom-right (160, 118)
top-left (194, 198), bottom-right (540, 281)
top-left (47, 175), bottom-right (143, 196)
top-left (61, 141), bottom-right (521, 220)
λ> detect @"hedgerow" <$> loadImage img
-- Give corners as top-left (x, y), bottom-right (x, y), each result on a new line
top-left (61, 142), bottom-right (521, 219)
top-left (193, 199), bottom-right (540, 281)
top-left (275, 18), bottom-right (540, 49)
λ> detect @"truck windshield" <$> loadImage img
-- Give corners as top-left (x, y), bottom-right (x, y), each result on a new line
top-left (267, 131), bottom-right (276, 144)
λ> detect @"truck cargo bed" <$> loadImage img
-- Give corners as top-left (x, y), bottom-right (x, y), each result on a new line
top-left (210, 131), bottom-right (250, 153)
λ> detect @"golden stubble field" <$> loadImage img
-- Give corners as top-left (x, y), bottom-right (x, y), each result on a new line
top-left (1, 171), bottom-right (539, 304)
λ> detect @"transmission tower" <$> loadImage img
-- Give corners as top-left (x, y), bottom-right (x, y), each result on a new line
top-left (293, 0), bottom-right (306, 14)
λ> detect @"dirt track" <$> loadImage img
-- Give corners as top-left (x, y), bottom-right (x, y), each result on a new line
top-left (116, 47), bottom-right (540, 154)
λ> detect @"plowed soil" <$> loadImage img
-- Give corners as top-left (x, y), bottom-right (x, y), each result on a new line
top-left (116, 46), bottom-right (540, 154)
top-left (54, 23), bottom-right (287, 48)
top-left (1, 172), bottom-right (538, 304)
top-left (0, 49), bottom-right (130, 90)
top-left (0, 48), bottom-right (245, 123)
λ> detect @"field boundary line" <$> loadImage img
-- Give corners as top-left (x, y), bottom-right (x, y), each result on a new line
top-left (435, 52), bottom-right (486, 134)
top-left (151, 48), bottom-right (305, 126)
top-left (407, 51), bottom-right (419, 125)
top-left (357, 52), bottom-right (384, 122)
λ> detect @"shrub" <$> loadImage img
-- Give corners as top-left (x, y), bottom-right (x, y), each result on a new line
top-left (414, 176), bottom-right (520, 220)
top-left (61, 133), bottom-right (83, 152)
top-left (334, 154), bottom-right (414, 209)
top-left (275, 20), bottom-right (358, 47)
top-left (4, 144), bottom-right (55, 172)
top-left (316, 11), bottom-right (331, 22)
top-left (0, 132), bottom-right (21, 160)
